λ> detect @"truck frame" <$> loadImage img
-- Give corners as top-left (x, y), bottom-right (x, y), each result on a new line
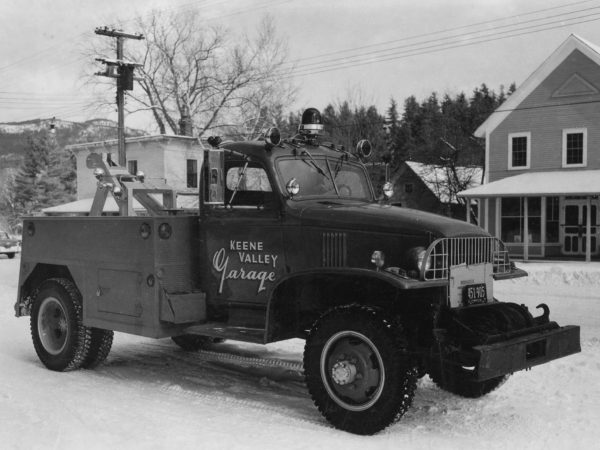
top-left (15, 110), bottom-right (580, 435)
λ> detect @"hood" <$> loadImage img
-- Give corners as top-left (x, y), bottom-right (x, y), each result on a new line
top-left (294, 201), bottom-right (487, 239)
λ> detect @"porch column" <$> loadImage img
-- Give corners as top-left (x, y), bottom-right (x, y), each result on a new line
top-left (586, 196), bottom-right (592, 262)
top-left (466, 199), bottom-right (471, 223)
top-left (483, 198), bottom-right (489, 231)
top-left (495, 198), bottom-right (501, 239)
top-left (541, 196), bottom-right (546, 258)
top-left (523, 197), bottom-right (529, 261)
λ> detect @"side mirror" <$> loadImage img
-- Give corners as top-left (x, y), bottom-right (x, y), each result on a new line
top-left (205, 150), bottom-right (224, 204)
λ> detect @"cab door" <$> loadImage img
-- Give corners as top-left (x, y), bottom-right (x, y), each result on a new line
top-left (202, 159), bottom-right (285, 327)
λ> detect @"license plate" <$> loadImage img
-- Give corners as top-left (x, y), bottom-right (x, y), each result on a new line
top-left (463, 283), bottom-right (487, 305)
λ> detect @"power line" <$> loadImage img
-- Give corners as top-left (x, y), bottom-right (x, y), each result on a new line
top-left (286, 0), bottom-right (597, 65)
top-left (281, 4), bottom-right (600, 72)
top-left (279, 13), bottom-right (600, 79)
top-left (0, 0), bottom-right (287, 77)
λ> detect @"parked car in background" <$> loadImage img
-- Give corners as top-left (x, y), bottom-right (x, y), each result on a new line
top-left (0, 230), bottom-right (20, 259)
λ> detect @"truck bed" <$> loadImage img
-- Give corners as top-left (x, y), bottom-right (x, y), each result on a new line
top-left (18, 215), bottom-right (206, 338)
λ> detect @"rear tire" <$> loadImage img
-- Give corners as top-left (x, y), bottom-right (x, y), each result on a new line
top-left (171, 334), bottom-right (224, 351)
top-left (304, 304), bottom-right (417, 435)
top-left (6, 252), bottom-right (15, 259)
top-left (82, 328), bottom-right (114, 369)
top-left (30, 278), bottom-right (91, 371)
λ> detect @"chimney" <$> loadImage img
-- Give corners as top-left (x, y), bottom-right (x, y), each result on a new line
top-left (179, 104), bottom-right (193, 137)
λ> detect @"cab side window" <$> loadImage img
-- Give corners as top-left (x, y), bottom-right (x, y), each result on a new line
top-left (225, 163), bottom-right (274, 208)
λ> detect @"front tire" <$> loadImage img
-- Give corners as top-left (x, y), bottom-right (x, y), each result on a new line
top-left (6, 252), bottom-right (15, 259)
top-left (304, 305), bottom-right (417, 435)
top-left (30, 278), bottom-right (91, 371)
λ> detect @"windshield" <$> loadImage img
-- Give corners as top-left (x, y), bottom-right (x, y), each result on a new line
top-left (277, 157), bottom-right (372, 201)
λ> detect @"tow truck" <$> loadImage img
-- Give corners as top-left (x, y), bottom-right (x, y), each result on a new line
top-left (14, 108), bottom-right (580, 435)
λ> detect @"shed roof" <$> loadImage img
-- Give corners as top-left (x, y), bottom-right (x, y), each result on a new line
top-left (66, 134), bottom-right (201, 152)
top-left (405, 161), bottom-right (483, 203)
top-left (42, 195), bottom-right (199, 215)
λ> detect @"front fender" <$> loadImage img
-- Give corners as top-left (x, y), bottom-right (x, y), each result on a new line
top-left (265, 267), bottom-right (447, 342)
top-left (273, 267), bottom-right (448, 292)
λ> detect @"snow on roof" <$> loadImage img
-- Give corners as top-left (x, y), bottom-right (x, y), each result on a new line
top-left (66, 134), bottom-right (201, 152)
top-left (42, 195), bottom-right (199, 215)
top-left (42, 197), bottom-right (138, 215)
top-left (475, 34), bottom-right (600, 137)
top-left (458, 169), bottom-right (600, 198)
top-left (405, 161), bottom-right (483, 203)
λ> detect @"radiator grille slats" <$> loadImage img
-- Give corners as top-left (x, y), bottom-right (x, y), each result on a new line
top-left (322, 232), bottom-right (347, 267)
top-left (424, 237), bottom-right (511, 280)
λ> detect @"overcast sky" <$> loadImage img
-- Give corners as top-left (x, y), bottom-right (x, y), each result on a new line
top-left (1, 0), bottom-right (600, 131)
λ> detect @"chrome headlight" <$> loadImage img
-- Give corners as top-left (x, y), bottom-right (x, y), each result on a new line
top-left (406, 246), bottom-right (431, 273)
top-left (370, 250), bottom-right (385, 270)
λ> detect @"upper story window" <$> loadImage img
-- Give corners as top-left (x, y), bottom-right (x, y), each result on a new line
top-left (562, 128), bottom-right (587, 167)
top-left (508, 132), bottom-right (531, 170)
top-left (187, 159), bottom-right (198, 188)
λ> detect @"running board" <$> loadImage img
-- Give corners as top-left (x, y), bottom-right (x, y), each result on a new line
top-left (182, 323), bottom-right (265, 344)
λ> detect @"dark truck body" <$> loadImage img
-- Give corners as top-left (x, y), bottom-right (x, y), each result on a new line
top-left (15, 132), bottom-right (580, 435)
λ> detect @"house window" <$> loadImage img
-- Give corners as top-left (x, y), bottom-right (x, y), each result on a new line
top-left (562, 128), bottom-right (587, 167)
top-left (508, 132), bottom-right (530, 169)
top-left (546, 196), bottom-right (560, 243)
top-left (404, 183), bottom-right (413, 193)
top-left (187, 159), bottom-right (198, 188)
top-left (501, 197), bottom-right (541, 243)
top-left (127, 160), bottom-right (138, 176)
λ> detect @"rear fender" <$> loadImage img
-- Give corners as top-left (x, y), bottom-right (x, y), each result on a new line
top-left (15, 263), bottom-right (84, 316)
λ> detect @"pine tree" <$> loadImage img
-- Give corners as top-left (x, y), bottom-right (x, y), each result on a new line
top-left (12, 135), bottom-right (49, 215)
top-left (11, 133), bottom-right (76, 215)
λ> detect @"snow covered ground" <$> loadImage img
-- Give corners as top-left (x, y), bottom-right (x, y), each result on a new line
top-left (1, 256), bottom-right (599, 450)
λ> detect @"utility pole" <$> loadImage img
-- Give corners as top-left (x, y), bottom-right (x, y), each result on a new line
top-left (94, 27), bottom-right (144, 167)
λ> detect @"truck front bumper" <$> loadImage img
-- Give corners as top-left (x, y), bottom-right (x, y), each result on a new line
top-left (473, 325), bottom-right (581, 381)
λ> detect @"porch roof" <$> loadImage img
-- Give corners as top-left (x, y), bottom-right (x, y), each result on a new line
top-left (458, 169), bottom-right (600, 198)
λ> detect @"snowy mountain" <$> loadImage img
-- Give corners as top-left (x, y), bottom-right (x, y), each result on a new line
top-left (0, 118), bottom-right (145, 168)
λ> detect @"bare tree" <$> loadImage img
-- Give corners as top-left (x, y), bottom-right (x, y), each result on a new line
top-left (117, 10), bottom-right (295, 136)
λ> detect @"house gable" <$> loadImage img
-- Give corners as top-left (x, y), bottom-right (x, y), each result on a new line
top-left (475, 35), bottom-right (600, 137)
top-left (484, 38), bottom-right (600, 182)
top-left (552, 73), bottom-right (599, 98)
top-left (517, 49), bottom-right (600, 110)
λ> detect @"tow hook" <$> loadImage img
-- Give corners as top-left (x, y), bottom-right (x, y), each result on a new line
top-left (534, 303), bottom-right (550, 325)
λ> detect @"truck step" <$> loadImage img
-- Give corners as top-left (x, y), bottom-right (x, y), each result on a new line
top-left (182, 324), bottom-right (265, 344)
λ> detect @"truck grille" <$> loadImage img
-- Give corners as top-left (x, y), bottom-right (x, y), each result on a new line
top-left (322, 232), bottom-right (347, 267)
top-left (422, 237), bottom-right (511, 280)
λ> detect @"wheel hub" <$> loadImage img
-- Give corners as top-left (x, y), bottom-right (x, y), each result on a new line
top-left (320, 330), bottom-right (385, 412)
top-left (331, 360), bottom-right (358, 385)
top-left (38, 297), bottom-right (68, 356)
